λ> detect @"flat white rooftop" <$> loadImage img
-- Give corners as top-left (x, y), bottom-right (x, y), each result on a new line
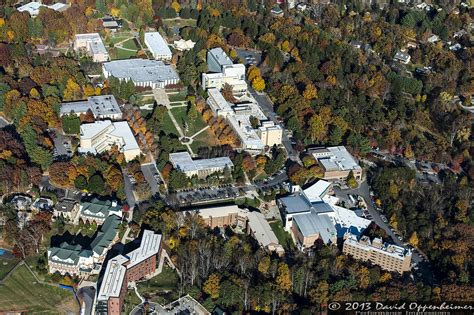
top-left (61, 95), bottom-right (121, 117)
top-left (103, 59), bottom-right (179, 84)
top-left (247, 211), bottom-right (280, 247)
top-left (311, 146), bottom-right (362, 172)
top-left (75, 33), bottom-right (108, 56)
top-left (80, 120), bottom-right (139, 152)
top-left (169, 152), bottom-right (233, 173)
top-left (145, 32), bottom-right (172, 57)
top-left (126, 230), bottom-right (162, 269)
top-left (303, 180), bottom-right (331, 203)
top-left (18, 1), bottom-right (69, 16)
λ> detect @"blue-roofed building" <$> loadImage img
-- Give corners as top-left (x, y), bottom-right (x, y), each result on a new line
top-left (277, 180), bottom-right (371, 252)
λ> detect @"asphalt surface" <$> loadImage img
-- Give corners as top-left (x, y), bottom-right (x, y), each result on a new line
top-left (235, 48), bottom-right (262, 65)
top-left (166, 185), bottom-right (256, 207)
top-left (78, 286), bottom-right (95, 315)
top-left (255, 171), bottom-right (288, 189)
top-left (51, 128), bottom-right (72, 158)
top-left (122, 169), bottom-right (136, 215)
top-left (140, 163), bottom-right (162, 195)
top-left (248, 87), bottom-right (299, 161)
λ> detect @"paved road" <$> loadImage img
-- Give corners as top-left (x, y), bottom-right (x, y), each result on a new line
top-left (78, 286), bottom-right (96, 315)
top-left (122, 169), bottom-right (136, 219)
top-left (248, 87), bottom-right (299, 161)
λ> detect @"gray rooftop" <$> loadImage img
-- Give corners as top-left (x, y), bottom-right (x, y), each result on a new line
top-left (208, 48), bottom-right (233, 68)
top-left (103, 59), bottom-right (179, 84)
top-left (294, 213), bottom-right (336, 243)
top-left (169, 152), bottom-right (233, 173)
top-left (61, 95), bottom-right (121, 118)
top-left (279, 192), bottom-right (313, 214)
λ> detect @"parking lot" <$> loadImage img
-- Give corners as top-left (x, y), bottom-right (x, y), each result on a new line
top-left (141, 162), bottom-right (162, 195)
top-left (166, 185), bottom-right (255, 206)
top-left (235, 48), bottom-right (262, 66)
top-left (50, 129), bottom-right (73, 158)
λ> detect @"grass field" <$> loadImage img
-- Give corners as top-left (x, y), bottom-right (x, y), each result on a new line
top-left (190, 128), bottom-right (219, 152)
top-left (270, 221), bottom-right (295, 251)
top-left (137, 266), bottom-right (179, 303)
top-left (0, 257), bottom-right (20, 280)
top-left (110, 47), bottom-right (137, 60)
top-left (163, 112), bottom-right (180, 137)
top-left (168, 92), bottom-right (187, 102)
top-left (122, 38), bottom-right (140, 50)
top-left (170, 107), bottom-right (207, 136)
top-left (0, 264), bottom-right (76, 313)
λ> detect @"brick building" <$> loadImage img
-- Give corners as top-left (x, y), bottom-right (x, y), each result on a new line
top-left (96, 230), bottom-right (162, 314)
top-left (343, 233), bottom-right (412, 274)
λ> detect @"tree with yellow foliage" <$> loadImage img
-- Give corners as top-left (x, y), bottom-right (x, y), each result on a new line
top-left (258, 256), bottom-right (271, 275)
top-left (408, 231), bottom-right (419, 247)
top-left (252, 76), bottom-right (265, 92)
top-left (247, 65), bottom-right (261, 82)
top-left (171, 1), bottom-right (181, 13)
top-left (203, 273), bottom-right (220, 299)
top-left (63, 78), bottom-right (82, 101)
top-left (281, 40), bottom-right (290, 52)
top-left (276, 262), bottom-right (291, 292)
top-left (389, 213), bottom-right (398, 230)
top-left (303, 83), bottom-right (317, 100)
top-left (83, 84), bottom-right (96, 97)
top-left (110, 7), bottom-right (120, 17)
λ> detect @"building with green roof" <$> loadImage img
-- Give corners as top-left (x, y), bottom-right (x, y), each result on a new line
top-left (48, 215), bottom-right (121, 276)
top-left (79, 198), bottom-right (123, 224)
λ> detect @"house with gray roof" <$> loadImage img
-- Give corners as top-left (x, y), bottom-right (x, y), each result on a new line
top-left (79, 198), bottom-right (123, 224)
top-left (48, 215), bottom-right (121, 276)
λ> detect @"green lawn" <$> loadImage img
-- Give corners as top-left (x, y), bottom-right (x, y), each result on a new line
top-left (0, 264), bottom-right (76, 313)
top-left (122, 38), bottom-right (140, 50)
top-left (0, 257), bottom-right (20, 280)
top-left (123, 290), bottom-right (142, 313)
top-left (170, 107), bottom-right (207, 136)
top-left (110, 47), bottom-right (137, 60)
top-left (168, 92), bottom-right (187, 102)
top-left (190, 128), bottom-right (219, 152)
top-left (163, 111), bottom-right (180, 137)
top-left (270, 221), bottom-right (295, 251)
top-left (137, 266), bottom-right (179, 303)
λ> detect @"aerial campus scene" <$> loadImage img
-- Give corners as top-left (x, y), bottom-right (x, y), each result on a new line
top-left (0, 0), bottom-right (472, 314)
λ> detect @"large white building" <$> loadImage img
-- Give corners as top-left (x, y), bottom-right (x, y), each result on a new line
top-left (202, 48), bottom-right (247, 94)
top-left (343, 234), bottom-right (412, 273)
top-left (310, 146), bottom-right (363, 182)
top-left (79, 120), bottom-right (141, 162)
top-left (18, 1), bottom-right (69, 17)
top-left (144, 32), bottom-right (172, 61)
top-left (102, 59), bottom-right (180, 88)
top-left (169, 152), bottom-right (233, 179)
top-left (74, 33), bottom-right (109, 63)
top-left (60, 95), bottom-right (122, 120)
top-left (278, 180), bottom-right (371, 252)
